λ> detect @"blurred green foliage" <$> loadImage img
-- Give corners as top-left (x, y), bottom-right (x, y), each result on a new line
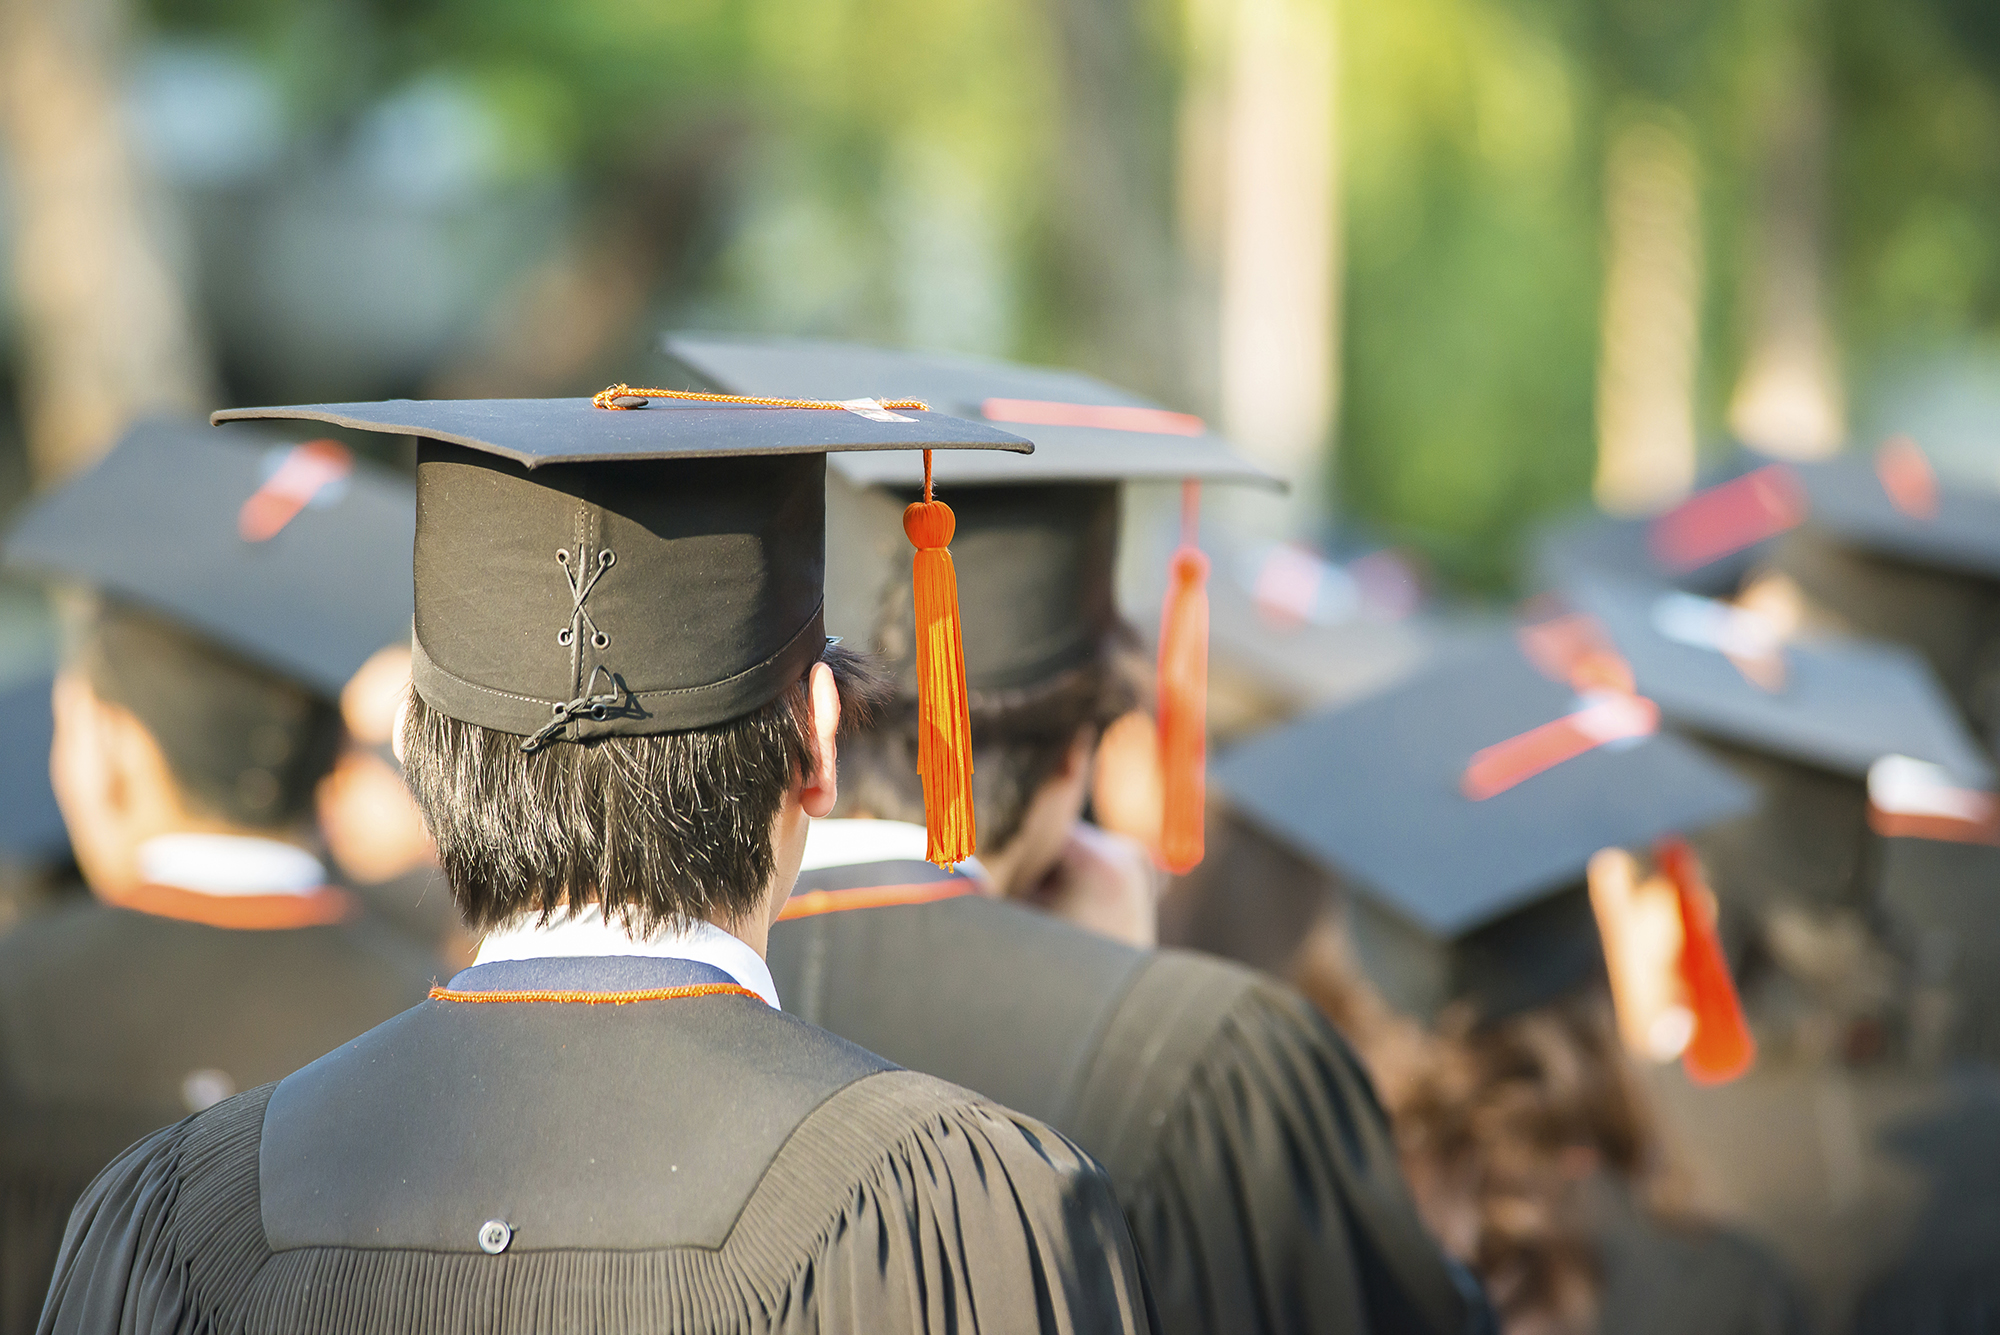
top-left (136, 0), bottom-right (2000, 593)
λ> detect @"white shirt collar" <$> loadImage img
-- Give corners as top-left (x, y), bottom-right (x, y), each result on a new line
top-left (800, 818), bottom-right (990, 883)
top-left (137, 834), bottom-right (327, 899)
top-left (475, 905), bottom-right (781, 1009)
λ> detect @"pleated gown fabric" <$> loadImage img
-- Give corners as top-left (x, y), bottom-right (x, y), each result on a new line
top-left (768, 862), bottom-right (1487, 1335)
top-left (36, 973), bottom-right (1156, 1335)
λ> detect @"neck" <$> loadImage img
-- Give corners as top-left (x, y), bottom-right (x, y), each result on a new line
top-left (710, 908), bottom-right (769, 960)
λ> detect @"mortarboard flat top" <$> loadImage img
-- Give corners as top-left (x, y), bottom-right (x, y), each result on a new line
top-left (1794, 450), bottom-right (2000, 582)
top-left (1530, 453), bottom-right (1802, 597)
top-left (4, 418), bottom-right (416, 699)
top-left (1213, 635), bottom-right (1755, 940)
top-left (1570, 575), bottom-right (1995, 789)
top-left (661, 333), bottom-right (1280, 489)
top-left (212, 394), bottom-right (1032, 469)
top-left (216, 393), bottom-right (1029, 742)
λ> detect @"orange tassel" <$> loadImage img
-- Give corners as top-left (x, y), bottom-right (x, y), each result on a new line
top-left (1155, 481), bottom-right (1210, 873)
top-left (904, 450), bottom-right (977, 867)
top-left (1657, 838), bottom-right (1756, 1085)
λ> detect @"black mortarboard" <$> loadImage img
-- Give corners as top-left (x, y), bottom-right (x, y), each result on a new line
top-left (1212, 635), bottom-right (1756, 1019)
top-left (662, 333), bottom-right (1277, 687)
top-left (0, 672), bottom-right (67, 865)
top-left (1566, 574), bottom-right (1996, 921)
top-left (1773, 444), bottom-right (2000, 750)
top-left (662, 334), bottom-right (1276, 870)
top-left (1567, 575), bottom-right (1994, 788)
top-left (213, 393), bottom-right (1029, 749)
top-left (1529, 453), bottom-right (1804, 598)
top-left (660, 334), bottom-right (1281, 490)
top-left (1793, 445), bottom-right (2000, 580)
top-left (3, 417), bottom-right (415, 699)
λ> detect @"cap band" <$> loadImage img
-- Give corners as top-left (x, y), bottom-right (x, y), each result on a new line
top-left (412, 605), bottom-right (827, 740)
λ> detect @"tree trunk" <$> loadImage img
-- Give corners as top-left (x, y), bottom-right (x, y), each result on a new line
top-left (1595, 107), bottom-right (1704, 515)
top-left (0, 0), bottom-right (214, 483)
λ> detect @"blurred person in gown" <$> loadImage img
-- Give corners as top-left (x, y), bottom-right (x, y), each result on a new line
top-left (0, 423), bottom-right (434, 1334)
top-left (40, 393), bottom-right (1157, 1335)
top-left (665, 335), bottom-right (1495, 1335)
top-left (1204, 634), bottom-right (1811, 1335)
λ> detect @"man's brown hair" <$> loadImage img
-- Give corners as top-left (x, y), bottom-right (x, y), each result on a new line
top-left (400, 645), bottom-right (885, 933)
top-left (73, 599), bottom-right (342, 831)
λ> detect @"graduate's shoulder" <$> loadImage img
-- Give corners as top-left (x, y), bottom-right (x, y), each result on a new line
top-left (1073, 946), bottom-right (1386, 1179)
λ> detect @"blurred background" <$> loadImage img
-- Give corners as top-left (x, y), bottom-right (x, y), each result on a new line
top-left (6, 1), bottom-right (2000, 1325)
top-left (3, 0), bottom-right (1998, 583)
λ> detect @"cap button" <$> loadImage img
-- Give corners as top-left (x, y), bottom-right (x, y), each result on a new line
top-left (477, 1219), bottom-right (513, 1254)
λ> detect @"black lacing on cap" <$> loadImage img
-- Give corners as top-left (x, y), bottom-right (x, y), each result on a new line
top-left (555, 546), bottom-right (615, 650)
top-left (520, 664), bottom-right (630, 753)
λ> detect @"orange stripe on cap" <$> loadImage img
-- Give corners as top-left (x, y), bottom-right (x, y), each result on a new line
top-left (1876, 435), bottom-right (1940, 521)
top-left (980, 398), bottom-right (1206, 437)
top-left (778, 879), bottom-right (980, 921)
top-left (1461, 693), bottom-right (1659, 801)
top-left (1516, 611), bottom-right (1636, 695)
top-left (110, 883), bottom-right (355, 930)
top-left (238, 440), bottom-right (354, 542)
top-left (1867, 755), bottom-right (2000, 845)
top-left (1645, 464), bottom-right (1806, 573)
top-left (429, 982), bottom-right (761, 1005)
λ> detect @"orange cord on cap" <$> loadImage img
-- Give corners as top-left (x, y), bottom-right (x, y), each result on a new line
top-left (1155, 481), bottom-right (1210, 873)
top-left (591, 384), bottom-right (930, 412)
top-left (905, 450), bottom-right (977, 867)
top-left (1657, 838), bottom-right (1755, 1085)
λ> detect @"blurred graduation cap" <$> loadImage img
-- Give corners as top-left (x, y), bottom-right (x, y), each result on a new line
top-left (1567, 573), bottom-right (1995, 917)
top-left (1773, 441), bottom-right (2000, 749)
top-left (662, 333), bottom-right (1280, 873)
top-left (1865, 757), bottom-right (2000, 1066)
top-left (1529, 453), bottom-right (1805, 598)
top-left (1794, 441), bottom-right (2000, 579)
top-left (1568, 574), bottom-right (1993, 789)
top-left (660, 334), bottom-right (1281, 490)
top-left (1212, 634), bottom-right (1756, 1021)
top-left (215, 389), bottom-right (1032, 866)
top-left (3, 417), bottom-right (416, 700)
top-left (0, 671), bottom-right (68, 866)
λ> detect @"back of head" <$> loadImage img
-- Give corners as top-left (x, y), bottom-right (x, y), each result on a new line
top-left (399, 643), bottom-right (883, 935)
top-left (73, 599), bottom-right (342, 831)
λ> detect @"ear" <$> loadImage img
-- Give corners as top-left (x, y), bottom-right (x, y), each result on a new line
top-left (800, 661), bottom-right (841, 819)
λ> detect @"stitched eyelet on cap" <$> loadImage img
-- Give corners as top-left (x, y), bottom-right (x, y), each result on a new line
top-left (477, 1219), bottom-right (512, 1254)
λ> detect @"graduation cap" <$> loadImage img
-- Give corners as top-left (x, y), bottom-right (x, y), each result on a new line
top-left (1773, 441), bottom-right (2000, 749)
top-left (214, 389), bottom-right (1033, 867)
top-left (3, 417), bottom-right (416, 700)
top-left (1863, 754), bottom-right (2000, 1064)
top-left (662, 333), bottom-right (1282, 872)
top-left (1794, 440), bottom-right (2000, 580)
top-left (1211, 634), bottom-right (1756, 1023)
top-left (1566, 574), bottom-right (1995, 923)
top-left (1529, 452), bottom-right (1805, 598)
top-left (0, 671), bottom-right (69, 866)
top-left (1567, 574), bottom-right (1993, 789)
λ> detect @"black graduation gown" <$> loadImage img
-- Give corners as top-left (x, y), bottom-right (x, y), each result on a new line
top-left (769, 859), bottom-right (1487, 1335)
top-left (1590, 1179), bottom-right (1811, 1335)
top-left (38, 955), bottom-right (1155, 1335)
top-left (0, 897), bottom-right (435, 1335)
